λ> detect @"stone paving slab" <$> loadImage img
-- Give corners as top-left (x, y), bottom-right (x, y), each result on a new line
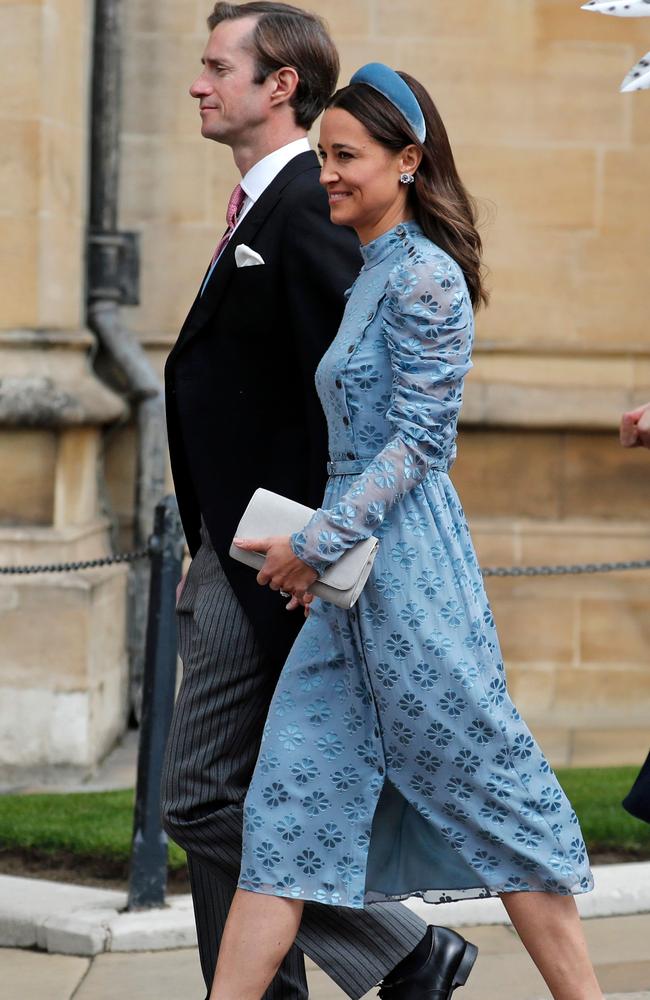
top-left (578, 914), bottom-right (650, 964)
top-left (452, 923), bottom-right (521, 954)
top-left (454, 948), bottom-right (550, 1000)
top-left (456, 915), bottom-right (650, 1000)
top-left (2, 943), bottom-right (649, 1000)
top-left (72, 949), bottom-right (205, 1000)
top-left (1, 948), bottom-right (89, 1000)
top-left (598, 967), bottom-right (650, 993)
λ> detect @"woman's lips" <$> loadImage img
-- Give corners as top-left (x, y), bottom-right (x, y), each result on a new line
top-left (328, 191), bottom-right (352, 203)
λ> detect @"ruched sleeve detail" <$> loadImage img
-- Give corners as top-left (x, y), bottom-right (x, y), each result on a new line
top-left (291, 251), bottom-right (474, 575)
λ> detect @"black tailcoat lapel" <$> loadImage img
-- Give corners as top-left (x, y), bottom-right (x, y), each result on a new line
top-left (167, 151), bottom-right (320, 366)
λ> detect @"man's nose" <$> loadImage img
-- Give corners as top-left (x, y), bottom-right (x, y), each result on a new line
top-left (190, 74), bottom-right (211, 98)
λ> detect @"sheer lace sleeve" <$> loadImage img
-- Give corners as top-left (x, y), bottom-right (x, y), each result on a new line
top-left (290, 250), bottom-right (474, 575)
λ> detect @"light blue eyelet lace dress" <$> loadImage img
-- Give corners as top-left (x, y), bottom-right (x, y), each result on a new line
top-left (238, 220), bottom-right (594, 909)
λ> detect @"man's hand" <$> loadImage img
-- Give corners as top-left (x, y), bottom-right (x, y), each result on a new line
top-left (233, 535), bottom-right (318, 607)
top-left (620, 402), bottom-right (650, 449)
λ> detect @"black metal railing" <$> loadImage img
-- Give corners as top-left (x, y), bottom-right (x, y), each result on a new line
top-left (127, 496), bottom-right (184, 909)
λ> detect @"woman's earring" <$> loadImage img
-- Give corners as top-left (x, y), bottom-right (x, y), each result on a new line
top-left (400, 172), bottom-right (415, 185)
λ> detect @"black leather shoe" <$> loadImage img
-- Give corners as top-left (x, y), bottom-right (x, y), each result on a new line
top-left (378, 926), bottom-right (478, 1000)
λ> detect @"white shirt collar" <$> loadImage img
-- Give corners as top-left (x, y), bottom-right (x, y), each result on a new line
top-left (200, 137), bottom-right (311, 296)
top-left (240, 136), bottom-right (311, 205)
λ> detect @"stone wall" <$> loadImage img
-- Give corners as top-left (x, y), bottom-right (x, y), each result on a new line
top-left (0, 0), bottom-right (129, 778)
top-left (453, 430), bottom-right (650, 766)
top-left (118, 1), bottom-right (650, 354)
top-left (1, 0), bottom-right (649, 770)
top-left (1, 0), bottom-right (91, 331)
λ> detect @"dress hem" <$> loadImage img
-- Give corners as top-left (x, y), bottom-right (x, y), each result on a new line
top-left (237, 874), bottom-right (595, 911)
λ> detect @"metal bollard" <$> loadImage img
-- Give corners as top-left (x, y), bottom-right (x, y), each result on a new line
top-left (127, 495), bottom-right (184, 910)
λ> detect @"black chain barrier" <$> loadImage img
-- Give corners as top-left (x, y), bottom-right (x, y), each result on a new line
top-left (0, 550), bottom-right (150, 575)
top-left (2, 553), bottom-right (650, 578)
top-left (481, 558), bottom-right (650, 578)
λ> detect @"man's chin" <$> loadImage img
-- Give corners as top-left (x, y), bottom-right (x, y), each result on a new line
top-left (200, 122), bottom-right (231, 144)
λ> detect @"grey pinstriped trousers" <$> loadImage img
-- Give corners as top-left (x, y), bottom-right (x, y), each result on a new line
top-left (161, 524), bottom-right (426, 999)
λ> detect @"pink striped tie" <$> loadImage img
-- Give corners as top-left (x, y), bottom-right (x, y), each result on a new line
top-left (210, 183), bottom-right (247, 266)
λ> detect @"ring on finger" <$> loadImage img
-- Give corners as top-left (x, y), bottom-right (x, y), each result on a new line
top-left (280, 590), bottom-right (291, 598)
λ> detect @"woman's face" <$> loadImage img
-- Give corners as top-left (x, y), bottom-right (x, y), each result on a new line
top-left (318, 107), bottom-right (415, 242)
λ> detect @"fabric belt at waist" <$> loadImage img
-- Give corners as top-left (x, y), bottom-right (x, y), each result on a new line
top-left (327, 458), bottom-right (449, 476)
top-left (327, 459), bottom-right (369, 476)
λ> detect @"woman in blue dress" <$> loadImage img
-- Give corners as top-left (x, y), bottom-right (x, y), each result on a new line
top-left (214, 65), bottom-right (602, 1000)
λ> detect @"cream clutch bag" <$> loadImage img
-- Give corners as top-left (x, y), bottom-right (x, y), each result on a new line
top-left (229, 488), bottom-right (379, 609)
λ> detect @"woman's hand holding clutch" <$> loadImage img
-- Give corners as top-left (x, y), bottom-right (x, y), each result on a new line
top-left (233, 535), bottom-right (318, 609)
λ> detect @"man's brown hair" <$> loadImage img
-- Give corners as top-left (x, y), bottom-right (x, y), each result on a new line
top-left (207, 2), bottom-right (339, 129)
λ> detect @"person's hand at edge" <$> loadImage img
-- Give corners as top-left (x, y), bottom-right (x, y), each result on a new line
top-left (620, 402), bottom-right (650, 449)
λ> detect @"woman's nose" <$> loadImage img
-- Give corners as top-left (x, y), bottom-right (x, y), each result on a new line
top-left (319, 164), bottom-right (339, 186)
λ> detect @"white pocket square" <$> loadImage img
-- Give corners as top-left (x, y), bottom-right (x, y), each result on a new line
top-left (235, 244), bottom-right (265, 267)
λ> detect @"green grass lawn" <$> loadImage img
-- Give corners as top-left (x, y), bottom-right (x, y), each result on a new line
top-left (0, 766), bottom-right (648, 870)
top-left (0, 788), bottom-right (187, 871)
top-left (554, 766), bottom-right (649, 855)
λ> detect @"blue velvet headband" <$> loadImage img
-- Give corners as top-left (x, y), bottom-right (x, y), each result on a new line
top-left (350, 63), bottom-right (426, 144)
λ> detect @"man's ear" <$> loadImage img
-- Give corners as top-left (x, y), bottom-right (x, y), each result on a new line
top-left (268, 66), bottom-right (300, 108)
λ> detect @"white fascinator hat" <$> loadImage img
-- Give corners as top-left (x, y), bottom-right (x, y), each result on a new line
top-left (582, 0), bottom-right (650, 91)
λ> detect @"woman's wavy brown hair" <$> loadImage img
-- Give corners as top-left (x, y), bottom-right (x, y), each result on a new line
top-left (327, 73), bottom-right (489, 310)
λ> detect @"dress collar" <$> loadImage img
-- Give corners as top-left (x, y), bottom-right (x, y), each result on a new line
top-left (359, 219), bottom-right (423, 269)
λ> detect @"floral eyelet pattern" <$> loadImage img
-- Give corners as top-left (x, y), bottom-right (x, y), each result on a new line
top-left (239, 222), bottom-right (593, 909)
